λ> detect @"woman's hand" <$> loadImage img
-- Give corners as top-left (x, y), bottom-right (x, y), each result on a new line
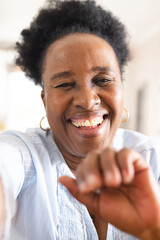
top-left (59, 148), bottom-right (160, 240)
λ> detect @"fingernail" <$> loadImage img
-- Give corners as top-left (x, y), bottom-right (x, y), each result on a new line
top-left (105, 172), bottom-right (113, 184)
top-left (123, 173), bottom-right (132, 184)
top-left (87, 174), bottom-right (97, 187)
top-left (105, 172), bottom-right (121, 187)
top-left (122, 170), bottom-right (133, 184)
top-left (78, 182), bottom-right (88, 192)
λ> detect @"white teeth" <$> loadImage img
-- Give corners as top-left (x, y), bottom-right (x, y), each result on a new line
top-left (81, 122), bottom-right (85, 127)
top-left (71, 117), bottom-right (104, 128)
top-left (84, 120), bottom-right (90, 126)
top-left (90, 119), bottom-right (95, 126)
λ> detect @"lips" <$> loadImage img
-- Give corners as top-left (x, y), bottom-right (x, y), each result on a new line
top-left (67, 113), bottom-right (108, 138)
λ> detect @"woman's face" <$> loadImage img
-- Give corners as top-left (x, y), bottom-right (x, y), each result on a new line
top-left (41, 33), bottom-right (123, 159)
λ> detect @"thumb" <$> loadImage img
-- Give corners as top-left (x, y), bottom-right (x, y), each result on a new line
top-left (58, 176), bottom-right (98, 213)
top-left (58, 176), bottom-right (79, 196)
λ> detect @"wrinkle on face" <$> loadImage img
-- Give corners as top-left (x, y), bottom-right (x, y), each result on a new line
top-left (41, 33), bottom-right (123, 166)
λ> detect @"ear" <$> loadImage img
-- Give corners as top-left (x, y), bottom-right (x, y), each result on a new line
top-left (41, 90), bottom-right (46, 109)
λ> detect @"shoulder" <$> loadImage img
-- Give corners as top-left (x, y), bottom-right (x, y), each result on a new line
top-left (0, 128), bottom-right (56, 190)
top-left (0, 128), bottom-right (59, 167)
top-left (114, 128), bottom-right (160, 151)
top-left (0, 128), bottom-right (55, 168)
top-left (0, 128), bottom-right (49, 150)
top-left (0, 128), bottom-right (52, 172)
top-left (114, 128), bottom-right (160, 181)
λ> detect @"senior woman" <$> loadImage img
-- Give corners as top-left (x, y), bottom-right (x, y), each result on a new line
top-left (0, 0), bottom-right (160, 239)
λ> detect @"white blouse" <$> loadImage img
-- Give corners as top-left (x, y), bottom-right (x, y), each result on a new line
top-left (0, 128), bottom-right (159, 240)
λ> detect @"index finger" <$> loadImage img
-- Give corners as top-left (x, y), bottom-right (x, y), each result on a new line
top-left (76, 151), bottom-right (103, 193)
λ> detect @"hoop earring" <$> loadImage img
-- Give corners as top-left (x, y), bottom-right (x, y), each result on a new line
top-left (40, 117), bottom-right (50, 131)
top-left (121, 107), bottom-right (129, 123)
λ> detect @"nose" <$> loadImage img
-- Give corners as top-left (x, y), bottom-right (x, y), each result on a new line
top-left (72, 86), bottom-right (101, 109)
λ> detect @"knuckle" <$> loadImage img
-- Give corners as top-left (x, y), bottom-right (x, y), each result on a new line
top-left (118, 148), bottom-right (134, 163)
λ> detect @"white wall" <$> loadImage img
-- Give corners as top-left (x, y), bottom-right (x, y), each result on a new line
top-left (0, 50), bottom-right (45, 131)
top-left (124, 32), bottom-right (160, 138)
top-left (0, 50), bottom-right (13, 130)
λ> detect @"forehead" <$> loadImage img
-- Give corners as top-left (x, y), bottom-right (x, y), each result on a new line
top-left (42, 33), bottom-right (120, 78)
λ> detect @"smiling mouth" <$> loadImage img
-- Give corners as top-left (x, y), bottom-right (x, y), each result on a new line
top-left (70, 115), bottom-right (107, 129)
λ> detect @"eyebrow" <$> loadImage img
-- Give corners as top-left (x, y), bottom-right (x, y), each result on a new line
top-left (50, 71), bottom-right (74, 81)
top-left (50, 66), bottom-right (115, 81)
top-left (90, 66), bottom-right (115, 73)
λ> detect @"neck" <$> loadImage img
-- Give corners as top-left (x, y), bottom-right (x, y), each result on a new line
top-left (53, 135), bottom-right (113, 174)
top-left (55, 142), bottom-right (84, 175)
top-left (63, 154), bottom-right (83, 175)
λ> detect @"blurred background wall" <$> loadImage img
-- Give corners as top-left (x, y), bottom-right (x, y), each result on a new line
top-left (0, 0), bottom-right (160, 138)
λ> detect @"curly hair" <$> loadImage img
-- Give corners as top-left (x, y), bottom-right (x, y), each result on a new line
top-left (16, 0), bottom-right (130, 86)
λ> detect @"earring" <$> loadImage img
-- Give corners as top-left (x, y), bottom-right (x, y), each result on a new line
top-left (40, 117), bottom-right (50, 131)
top-left (121, 107), bottom-right (129, 123)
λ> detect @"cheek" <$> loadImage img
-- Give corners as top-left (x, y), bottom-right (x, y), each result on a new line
top-left (114, 90), bottom-right (124, 121)
top-left (103, 86), bottom-right (123, 109)
top-left (115, 89), bottom-right (124, 110)
top-left (45, 93), bottom-right (69, 125)
top-left (102, 87), bottom-right (124, 123)
top-left (46, 97), bottom-right (62, 119)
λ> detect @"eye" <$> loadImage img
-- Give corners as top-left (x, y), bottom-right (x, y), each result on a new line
top-left (55, 82), bottom-right (75, 88)
top-left (94, 78), bottom-right (113, 87)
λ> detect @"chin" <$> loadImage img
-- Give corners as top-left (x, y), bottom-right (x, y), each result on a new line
top-left (73, 138), bottom-right (110, 157)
